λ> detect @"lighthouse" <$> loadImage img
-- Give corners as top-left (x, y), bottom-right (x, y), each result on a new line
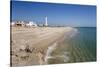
top-left (45, 16), bottom-right (48, 26)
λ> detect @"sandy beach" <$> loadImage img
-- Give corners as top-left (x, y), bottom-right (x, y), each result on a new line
top-left (11, 26), bottom-right (75, 67)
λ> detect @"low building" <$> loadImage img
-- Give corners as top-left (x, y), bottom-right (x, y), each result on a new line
top-left (15, 21), bottom-right (25, 27)
top-left (11, 21), bottom-right (15, 26)
top-left (26, 21), bottom-right (37, 27)
top-left (38, 24), bottom-right (44, 27)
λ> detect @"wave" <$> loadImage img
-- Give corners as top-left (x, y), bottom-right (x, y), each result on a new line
top-left (44, 43), bottom-right (57, 64)
top-left (44, 28), bottom-right (78, 64)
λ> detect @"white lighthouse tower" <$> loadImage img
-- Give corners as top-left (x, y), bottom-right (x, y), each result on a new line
top-left (45, 16), bottom-right (48, 26)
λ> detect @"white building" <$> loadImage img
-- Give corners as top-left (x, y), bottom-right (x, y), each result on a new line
top-left (26, 21), bottom-right (37, 27)
top-left (11, 21), bottom-right (15, 26)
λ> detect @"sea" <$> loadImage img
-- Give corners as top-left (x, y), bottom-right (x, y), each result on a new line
top-left (45, 27), bottom-right (96, 64)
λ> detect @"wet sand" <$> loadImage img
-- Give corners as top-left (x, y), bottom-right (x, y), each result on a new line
top-left (11, 26), bottom-right (74, 67)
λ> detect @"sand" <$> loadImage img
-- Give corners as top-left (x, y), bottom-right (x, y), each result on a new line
top-left (11, 26), bottom-right (74, 67)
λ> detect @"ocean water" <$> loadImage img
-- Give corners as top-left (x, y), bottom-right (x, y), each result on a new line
top-left (46, 27), bottom-right (96, 64)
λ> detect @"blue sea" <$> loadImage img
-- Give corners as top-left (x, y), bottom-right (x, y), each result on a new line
top-left (47, 27), bottom-right (96, 64)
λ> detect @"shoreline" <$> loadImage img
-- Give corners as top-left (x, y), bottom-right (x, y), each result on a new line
top-left (11, 26), bottom-right (75, 66)
top-left (44, 27), bottom-right (77, 64)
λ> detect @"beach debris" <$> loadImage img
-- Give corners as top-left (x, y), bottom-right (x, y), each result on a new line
top-left (20, 55), bottom-right (29, 60)
top-left (19, 45), bottom-right (34, 53)
top-left (25, 45), bottom-right (33, 53)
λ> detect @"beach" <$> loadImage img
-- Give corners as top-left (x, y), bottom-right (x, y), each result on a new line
top-left (11, 26), bottom-right (76, 66)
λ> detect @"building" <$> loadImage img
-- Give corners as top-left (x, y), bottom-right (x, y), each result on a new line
top-left (38, 24), bottom-right (44, 27)
top-left (26, 21), bottom-right (37, 27)
top-left (11, 16), bottom-right (48, 27)
top-left (11, 21), bottom-right (15, 26)
top-left (15, 21), bottom-right (25, 27)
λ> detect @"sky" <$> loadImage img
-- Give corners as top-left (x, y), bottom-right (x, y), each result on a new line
top-left (11, 1), bottom-right (96, 27)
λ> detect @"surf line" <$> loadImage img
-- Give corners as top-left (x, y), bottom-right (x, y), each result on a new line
top-left (44, 42), bottom-right (57, 64)
top-left (44, 31), bottom-right (69, 64)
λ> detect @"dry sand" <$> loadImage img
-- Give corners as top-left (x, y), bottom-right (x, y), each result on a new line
top-left (11, 26), bottom-right (74, 67)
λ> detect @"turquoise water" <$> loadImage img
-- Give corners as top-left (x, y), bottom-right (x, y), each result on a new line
top-left (47, 27), bottom-right (96, 64)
